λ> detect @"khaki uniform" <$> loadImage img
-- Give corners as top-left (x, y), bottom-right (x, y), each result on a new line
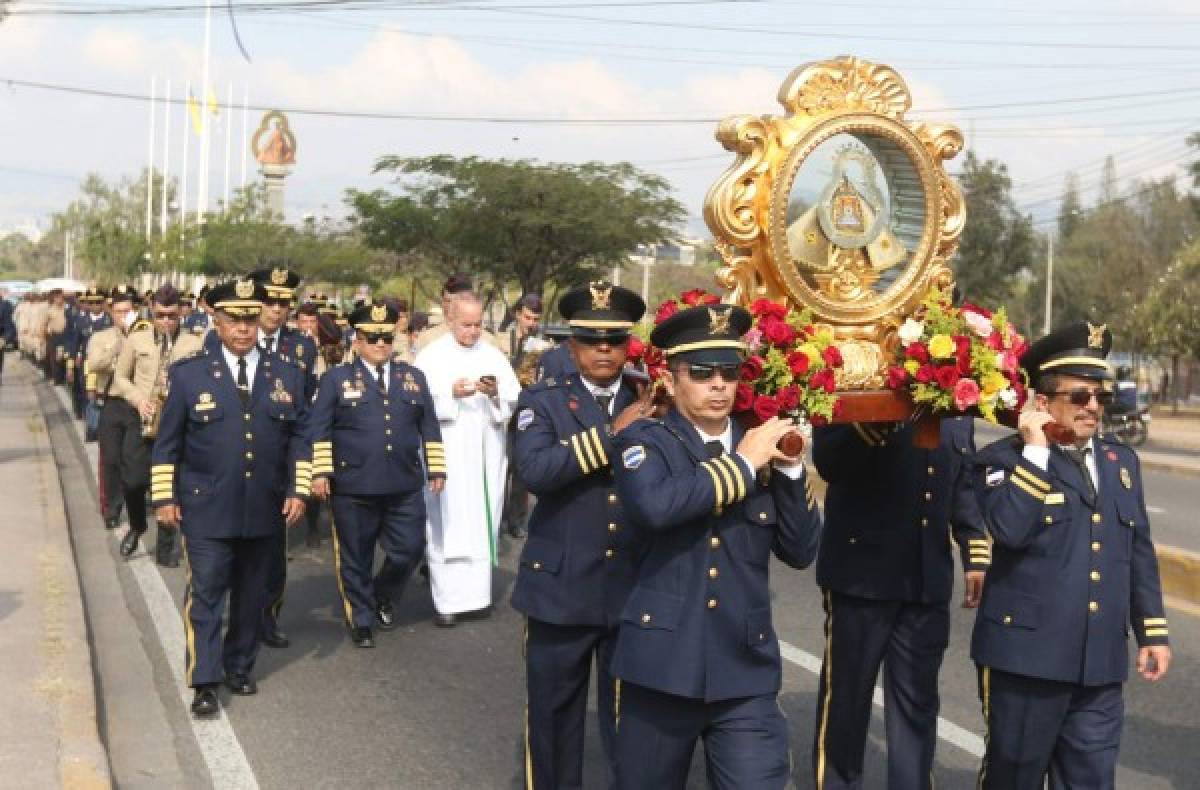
top-left (86, 325), bottom-right (128, 396)
top-left (111, 327), bottom-right (203, 410)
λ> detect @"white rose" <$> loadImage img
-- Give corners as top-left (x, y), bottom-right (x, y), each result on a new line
top-left (897, 318), bottom-right (925, 346)
top-left (998, 388), bottom-right (1018, 409)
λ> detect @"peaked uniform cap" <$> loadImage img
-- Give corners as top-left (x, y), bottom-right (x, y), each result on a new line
top-left (650, 303), bottom-right (751, 366)
top-left (1021, 320), bottom-right (1114, 389)
top-left (248, 266), bottom-right (301, 300)
top-left (349, 300), bottom-right (399, 332)
top-left (208, 279), bottom-right (267, 318)
top-left (557, 281), bottom-right (645, 340)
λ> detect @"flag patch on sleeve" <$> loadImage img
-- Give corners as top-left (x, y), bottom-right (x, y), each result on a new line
top-left (622, 445), bottom-right (645, 470)
top-left (985, 467), bottom-right (1006, 487)
top-left (517, 408), bottom-right (535, 431)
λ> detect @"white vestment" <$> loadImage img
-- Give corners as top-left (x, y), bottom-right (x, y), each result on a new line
top-left (415, 332), bottom-right (520, 615)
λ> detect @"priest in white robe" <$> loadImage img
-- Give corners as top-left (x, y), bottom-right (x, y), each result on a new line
top-left (415, 294), bottom-right (520, 626)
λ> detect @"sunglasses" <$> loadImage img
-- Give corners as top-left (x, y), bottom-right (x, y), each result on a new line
top-left (575, 335), bottom-right (627, 347)
top-left (152, 311), bottom-right (180, 320)
top-left (1044, 388), bottom-right (1114, 407)
top-left (686, 363), bottom-right (741, 382)
top-left (361, 331), bottom-right (395, 345)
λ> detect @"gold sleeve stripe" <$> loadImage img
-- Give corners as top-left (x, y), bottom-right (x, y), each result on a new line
top-left (588, 427), bottom-right (609, 467)
top-left (1143, 618), bottom-right (1167, 626)
top-left (579, 430), bottom-right (599, 472)
top-left (716, 455), bottom-right (747, 503)
top-left (701, 461), bottom-right (726, 508)
top-left (313, 440), bottom-right (332, 450)
top-left (1010, 475), bottom-right (1045, 501)
top-left (711, 459), bottom-right (738, 507)
top-left (152, 464), bottom-right (175, 473)
top-left (425, 442), bottom-right (444, 450)
top-left (151, 472), bottom-right (174, 481)
top-left (1144, 627), bottom-right (1169, 637)
top-left (852, 423), bottom-right (878, 446)
top-left (569, 433), bottom-right (591, 474)
top-left (1013, 465), bottom-right (1050, 492)
top-left (425, 448), bottom-right (446, 457)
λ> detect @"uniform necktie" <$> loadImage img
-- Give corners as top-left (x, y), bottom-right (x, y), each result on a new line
top-left (704, 440), bottom-right (725, 459)
top-left (262, 335), bottom-right (275, 354)
top-left (1063, 445), bottom-right (1096, 501)
top-left (236, 357), bottom-right (249, 407)
top-left (376, 364), bottom-right (387, 394)
top-left (595, 392), bottom-right (613, 420)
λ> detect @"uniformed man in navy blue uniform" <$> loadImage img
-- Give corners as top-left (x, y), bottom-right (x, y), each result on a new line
top-left (810, 414), bottom-right (988, 789)
top-left (309, 300), bottom-right (447, 648)
top-left (66, 288), bottom-right (111, 420)
top-left (151, 279), bottom-right (311, 717)
top-left (971, 321), bottom-right (1171, 789)
top-left (182, 285), bottom-right (212, 336)
top-left (511, 282), bottom-right (651, 789)
top-left (610, 303), bottom-right (823, 789)
top-left (248, 265), bottom-right (318, 650)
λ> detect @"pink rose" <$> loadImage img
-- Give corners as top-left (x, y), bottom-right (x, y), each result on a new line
top-left (953, 378), bottom-right (981, 411)
top-left (963, 310), bottom-right (995, 339)
top-left (743, 327), bottom-right (763, 352)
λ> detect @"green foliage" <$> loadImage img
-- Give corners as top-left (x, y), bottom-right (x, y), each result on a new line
top-left (347, 155), bottom-right (687, 301)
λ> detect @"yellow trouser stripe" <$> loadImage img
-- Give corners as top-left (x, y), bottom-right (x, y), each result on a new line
top-left (181, 536), bottom-right (197, 686)
top-left (978, 666), bottom-right (991, 790)
top-left (329, 518), bottom-right (355, 627)
top-left (816, 590), bottom-right (834, 789)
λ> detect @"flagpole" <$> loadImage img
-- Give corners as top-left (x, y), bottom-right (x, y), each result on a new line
top-left (196, 0), bottom-right (213, 224)
top-left (240, 84), bottom-right (249, 191)
top-left (160, 79), bottom-right (171, 236)
top-left (223, 82), bottom-right (233, 212)
top-left (145, 75), bottom-right (156, 241)
top-left (181, 80), bottom-right (191, 234)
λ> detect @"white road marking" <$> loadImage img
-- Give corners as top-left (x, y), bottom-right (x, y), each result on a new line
top-left (55, 387), bottom-right (259, 788)
top-left (1147, 505), bottom-right (1167, 515)
top-left (779, 640), bottom-right (986, 758)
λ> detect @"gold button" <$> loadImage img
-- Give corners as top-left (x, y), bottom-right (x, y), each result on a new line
top-left (193, 488), bottom-right (200, 495)
top-left (244, 471), bottom-right (252, 478)
top-left (849, 537), bottom-right (857, 545)
top-left (1091, 541), bottom-right (1102, 552)
top-left (1092, 513), bottom-right (1102, 524)
top-left (605, 549), bottom-right (615, 559)
top-left (1045, 516), bottom-right (1054, 524)
top-left (386, 444), bottom-right (392, 451)
top-left (608, 523), bottom-right (618, 533)
top-left (924, 492), bottom-right (933, 501)
top-left (608, 494), bottom-right (618, 504)
top-left (710, 536), bottom-right (721, 549)
top-left (245, 432), bottom-right (253, 440)
top-left (1089, 601), bottom-right (1099, 613)
top-left (927, 466), bottom-right (935, 475)
top-left (244, 413), bottom-right (251, 421)
top-left (385, 429), bottom-right (392, 435)
top-left (759, 512), bottom-right (768, 521)
top-left (245, 451), bottom-right (253, 460)
top-left (708, 567), bottom-right (718, 579)
top-left (641, 613), bottom-right (651, 624)
top-left (1003, 615), bottom-right (1013, 625)
top-left (203, 416), bottom-right (209, 422)
top-left (707, 598), bottom-right (718, 610)
top-left (921, 518), bottom-right (929, 527)
top-left (532, 561), bottom-right (542, 570)
top-left (385, 414), bottom-right (391, 421)
top-left (383, 399), bottom-right (389, 406)
top-left (1090, 570), bottom-right (1101, 582)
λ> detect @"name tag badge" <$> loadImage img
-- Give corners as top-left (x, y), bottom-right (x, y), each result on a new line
top-left (1044, 492), bottom-right (1065, 505)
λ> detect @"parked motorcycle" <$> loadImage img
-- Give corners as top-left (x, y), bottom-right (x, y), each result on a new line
top-left (1103, 406), bottom-right (1150, 447)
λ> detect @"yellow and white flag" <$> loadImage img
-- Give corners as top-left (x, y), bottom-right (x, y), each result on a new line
top-left (206, 88), bottom-right (220, 118)
top-left (186, 93), bottom-right (203, 134)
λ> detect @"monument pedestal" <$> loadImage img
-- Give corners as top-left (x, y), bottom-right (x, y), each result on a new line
top-left (261, 163), bottom-right (292, 220)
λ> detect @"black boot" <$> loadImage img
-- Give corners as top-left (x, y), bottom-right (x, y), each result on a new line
top-left (119, 529), bottom-right (143, 558)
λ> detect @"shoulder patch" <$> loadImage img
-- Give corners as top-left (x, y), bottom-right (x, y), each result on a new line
top-left (622, 445), bottom-right (646, 470)
top-left (517, 408), bottom-right (535, 431)
top-left (985, 467), bottom-right (1006, 487)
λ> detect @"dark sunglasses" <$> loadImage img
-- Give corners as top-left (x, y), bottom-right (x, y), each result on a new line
top-left (686, 363), bottom-right (741, 382)
top-left (574, 335), bottom-right (627, 347)
top-left (1044, 388), bottom-right (1114, 407)
top-left (361, 331), bottom-right (395, 345)
top-left (152, 311), bottom-right (180, 320)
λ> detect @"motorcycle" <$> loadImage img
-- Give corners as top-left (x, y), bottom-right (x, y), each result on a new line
top-left (1103, 406), bottom-right (1150, 447)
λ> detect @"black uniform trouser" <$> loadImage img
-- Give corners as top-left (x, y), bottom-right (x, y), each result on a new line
top-left (329, 490), bottom-right (426, 629)
top-left (47, 334), bottom-right (65, 384)
top-left (615, 682), bottom-right (790, 790)
top-left (70, 355), bottom-right (87, 418)
top-left (812, 590), bottom-right (949, 790)
top-left (261, 530), bottom-right (288, 637)
top-left (182, 533), bottom-right (275, 686)
top-left (524, 618), bottom-right (619, 790)
top-left (977, 666), bottom-right (1122, 790)
top-left (97, 399), bottom-right (150, 531)
top-left (504, 425), bottom-right (529, 531)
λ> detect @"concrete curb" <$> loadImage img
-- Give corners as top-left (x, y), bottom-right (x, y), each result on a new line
top-left (28, 375), bottom-right (113, 789)
top-left (1140, 457), bottom-right (1200, 479)
top-left (1157, 544), bottom-right (1200, 607)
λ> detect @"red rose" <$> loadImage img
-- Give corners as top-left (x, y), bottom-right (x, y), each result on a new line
top-left (986, 331), bottom-right (1005, 351)
top-left (776, 385), bottom-right (800, 413)
top-left (905, 342), bottom-right (930, 364)
top-left (753, 394), bottom-right (781, 422)
top-left (953, 335), bottom-right (971, 355)
top-left (703, 294), bottom-right (721, 305)
top-left (750, 298), bottom-right (787, 319)
top-left (885, 365), bottom-right (909, 389)
top-left (626, 336), bottom-right (645, 360)
top-left (681, 288), bottom-right (716, 307)
top-left (810, 368), bottom-right (837, 394)
top-left (915, 364), bottom-right (935, 384)
top-left (787, 350), bottom-right (810, 376)
top-left (822, 345), bottom-right (843, 368)
top-left (654, 299), bottom-right (679, 324)
top-left (761, 316), bottom-right (796, 347)
top-left (934, 365), bottom-right (960, 389)
top-left (832, 398), bottom-right (845, 419)
top-left (734, 382), bottom-right (756, 412)
top-left (956, 351), bottom-right (972, 376)
top-left (741, 355), bottom-right (765, 381)
top-left (810, 414), bottom-right (828, 427)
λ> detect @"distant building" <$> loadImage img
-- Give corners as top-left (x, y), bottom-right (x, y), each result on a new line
top-left (628, 238), bottom-right (708, 267)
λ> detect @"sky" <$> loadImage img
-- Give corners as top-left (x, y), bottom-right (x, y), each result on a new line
top-left (0, 0), bottom-right (1197, 241)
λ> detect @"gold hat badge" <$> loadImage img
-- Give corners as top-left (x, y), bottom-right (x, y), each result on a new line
top-left (589, 282), bottom-right (612, 310)
top-left (270, 267), bottom-right (289, 285)
top-left (370, 304), bottom-right (388, 323)
top-left (235, 280), bottom-right (255, 299)
top-left (1086, 322), bottom-right (1107, 349)
top-left (708, 306), bottom-right (731, 334)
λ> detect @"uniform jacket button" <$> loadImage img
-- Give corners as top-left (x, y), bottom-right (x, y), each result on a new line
top-left (532, 561), bottom-right (542, 571)
top-left (641, 613), bottom-right (651, 624)
top-left (1003, 615), bottom-right (1012, 625)
top-left (710, 536), bottom-right (720, 549)
top-left (1089, 601), bottom-right (1099, 613)
top-left (707, 598), bottom-right (718, 610)
top-left (1092, 513), bottom-right (1102, 524)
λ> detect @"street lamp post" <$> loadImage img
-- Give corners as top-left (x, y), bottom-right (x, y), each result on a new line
top-left (1043, 233), bottom-right (1054, 336)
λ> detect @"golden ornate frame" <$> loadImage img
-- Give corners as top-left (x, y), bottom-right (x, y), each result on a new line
top-left (704, 56), bottom-right (965, 388)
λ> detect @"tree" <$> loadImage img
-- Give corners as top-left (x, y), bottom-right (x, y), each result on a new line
top-left (346, 156), bottom-right (687, 303)
top-left (951, 151), bottom-right (1036, 308)
top-left (1058, 172), bottom-right (1083, 240)
top-left (1099, 156), bottom-right (1118, 205)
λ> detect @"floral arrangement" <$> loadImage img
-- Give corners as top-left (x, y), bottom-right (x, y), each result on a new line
top-left (884, 288), bottom-right (1029, 423)
top-left (646, 288), bottom-right (844, 427)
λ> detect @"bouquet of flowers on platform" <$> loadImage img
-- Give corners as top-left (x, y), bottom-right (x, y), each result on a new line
top-left (884, 288), bottom-right (1029, 423)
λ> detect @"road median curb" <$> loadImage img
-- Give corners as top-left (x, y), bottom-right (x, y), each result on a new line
top-left (1156, 544), bottom-right (1200, 606)
top-left (1139, 457), bottom-right (1200, 479)
top-left (29, 377), bottom-right (113, 789)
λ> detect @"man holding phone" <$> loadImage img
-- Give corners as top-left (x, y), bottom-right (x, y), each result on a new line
top-left (971, 321), bottom-right (1171, 788)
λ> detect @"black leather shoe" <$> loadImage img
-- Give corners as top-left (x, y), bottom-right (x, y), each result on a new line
top-left (261, 629), bottom-right (290, 649)
top-left (104, 516), bottom-right (120, 530)
top-left (376, 599), bottom-right (396, 631)
top-left (350, 626), bottom-right (375, 648)
top-left (119, 530), bottom-right (142, 558)
top-left (224, 673), bottom-right (257, 695)
top-left (191, 686), bottom-right (220, 717)
top-left (434, 612), bottom-right (457, 628)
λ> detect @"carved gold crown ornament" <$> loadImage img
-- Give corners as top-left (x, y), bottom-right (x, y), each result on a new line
top-left (704, 56), bottom-right (966, 389)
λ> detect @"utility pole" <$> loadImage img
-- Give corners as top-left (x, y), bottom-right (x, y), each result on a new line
top-left (1043, 234), bottom-right (1054, 335)
top-left (145, 75), bottom-right (156, 240)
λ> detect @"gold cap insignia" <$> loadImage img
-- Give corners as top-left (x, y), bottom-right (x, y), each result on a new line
top-left (708, 306), bottom-right (731, 334)
top-left (198, 392), bottom-right (213, 403)
top-left (1086, 322), bottom-right (1107, 349)
top-left (235, 279), bottom-right (255, 299)
top-left (270, 267), bottom-right (289, 286)
top-left (589, 282), bottom-right (612, 310)
top-left (1120, 467), bottom-right (1132, 489)
top-left (370, 304), bottom-right (388, 322)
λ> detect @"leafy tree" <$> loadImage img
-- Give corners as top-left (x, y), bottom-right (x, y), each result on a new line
top-left (1058, 172), bottom-right (1083, 240)
top-left (346, 155), bottom-right (687, 301)
top-left (951, 151), bottom-right (1036, 308)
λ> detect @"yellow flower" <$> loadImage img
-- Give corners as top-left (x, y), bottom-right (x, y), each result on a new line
top-left (928, 334), bottom-right (955, 359)
top-left (981, 371), bottom-right (1007, 396)
top-left (799, 342), bottom-right (822, 367)
top-left (904, 359), bottom-right (920, 376)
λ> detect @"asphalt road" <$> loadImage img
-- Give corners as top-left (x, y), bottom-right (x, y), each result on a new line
top-left (44, 390), bottom-right (1200, 789)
